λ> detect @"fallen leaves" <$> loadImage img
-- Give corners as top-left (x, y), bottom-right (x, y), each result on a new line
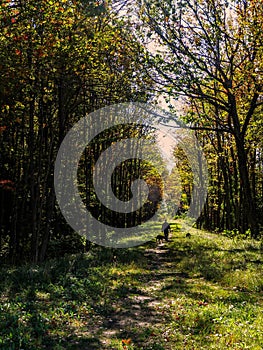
top-left (122, 338), bottom-right (132, 348)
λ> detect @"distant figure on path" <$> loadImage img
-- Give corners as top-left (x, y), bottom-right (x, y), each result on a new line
top-left (162, 219), bottom-right (171, 242)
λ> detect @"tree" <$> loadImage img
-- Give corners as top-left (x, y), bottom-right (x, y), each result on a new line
top-left (0, 0), bottom-right (152, 262)
top-left (134, 0), bottom-right (263, 237)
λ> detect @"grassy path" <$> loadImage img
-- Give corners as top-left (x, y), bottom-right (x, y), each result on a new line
top-left (0, 222), bottom-right (263, 349)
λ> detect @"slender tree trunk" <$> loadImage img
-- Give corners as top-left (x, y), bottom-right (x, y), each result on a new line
top-left (235, 136), bottom-right (259, 237)
top-left (228, 93), bottom-right (259, 238)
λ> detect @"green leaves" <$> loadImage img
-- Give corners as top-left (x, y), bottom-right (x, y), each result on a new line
top-left (0, 0), bottom-right (152, 262)
top-left (132, 0), bottom-right (263, 235)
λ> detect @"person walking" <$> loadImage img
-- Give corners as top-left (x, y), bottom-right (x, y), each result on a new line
top-left (162, 219), bottom-right (171, 242)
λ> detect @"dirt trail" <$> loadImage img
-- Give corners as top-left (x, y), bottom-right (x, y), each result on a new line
top-left (98, 242), bottom-right (182, 349)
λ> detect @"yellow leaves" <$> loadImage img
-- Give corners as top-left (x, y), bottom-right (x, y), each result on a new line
top-left (66, 17), bottom-right (73, 25)
top-left (43, 95), bottom-right (49, 103)
top-left (15, 102), bottom-right (25, 110)
top-left (1, 105), bottom-right (9, 113)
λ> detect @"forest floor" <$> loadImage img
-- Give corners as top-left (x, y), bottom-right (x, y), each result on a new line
top-left (0, 221), bottom-right (263, 349)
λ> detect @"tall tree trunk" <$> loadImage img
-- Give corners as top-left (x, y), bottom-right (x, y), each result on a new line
top-left (229, 94), bottom-right (259, 238)
top-left (235, 136), bottom-right (259, 237)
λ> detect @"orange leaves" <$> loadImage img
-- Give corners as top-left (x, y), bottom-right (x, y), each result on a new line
top-left (0, 126), bottom-right (7, 133)
top-left (14, 43), bottom-right (45, 59)
top-left (0, 180), bottom-right (15, 191)
top-left (122, 338), bottom-right (132, 347)
top-left (13, 34), bottom-right (28, 42)
top-left (35, 48), bottom-right (44, 58)
top-left (10, 9), bottom-right (20, 23)
top-left (198, 300), bottom-right (208, 307)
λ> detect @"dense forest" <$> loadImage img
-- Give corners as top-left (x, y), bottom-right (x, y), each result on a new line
top-left (0, 0), bottom-right (262, 264)
top-left (0, 0), bottom-right (153, 262)
top-left (132, 0), bottom-right (263, 237)
top-left (0, 1), bottom-right (263, 349)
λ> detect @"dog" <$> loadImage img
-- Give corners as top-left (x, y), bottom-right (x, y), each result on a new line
top-left (156, 234), bottom-right (165, 243)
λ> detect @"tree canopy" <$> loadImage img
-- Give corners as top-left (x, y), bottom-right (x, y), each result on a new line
top-left (0, 0), bottom-right (152, 262)
top-left (130, 0), bottom-right (263, 237)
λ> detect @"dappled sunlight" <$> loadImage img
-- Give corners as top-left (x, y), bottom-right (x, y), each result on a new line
top-left (0, 222), bottom-right (263, 349)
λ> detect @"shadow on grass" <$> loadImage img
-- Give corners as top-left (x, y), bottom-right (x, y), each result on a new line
top-left (0, 230), bottom-right (262, 349)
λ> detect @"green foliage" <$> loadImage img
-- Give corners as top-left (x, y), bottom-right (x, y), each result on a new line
top-left (0, 0), bottom-right (152, 263)
top-left (0, 222), bottom-right (263, 349)
top-left (133, 0), bottom-right (263, 237)
top-left (78, 0), bottom-right (107, 16)
top-left (47, 232), bottom-right (86, 258)
top-left (222, 228), bottom-right (252, 240)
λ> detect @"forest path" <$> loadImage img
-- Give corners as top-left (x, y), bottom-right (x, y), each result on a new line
top-left (96, 230), bottom-right (190, 349)
top-left (2, 222), bottom-right (263, 350)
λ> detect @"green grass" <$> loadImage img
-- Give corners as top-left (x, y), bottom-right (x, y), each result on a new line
top-left (0, 221), bottom-right (262, 349)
